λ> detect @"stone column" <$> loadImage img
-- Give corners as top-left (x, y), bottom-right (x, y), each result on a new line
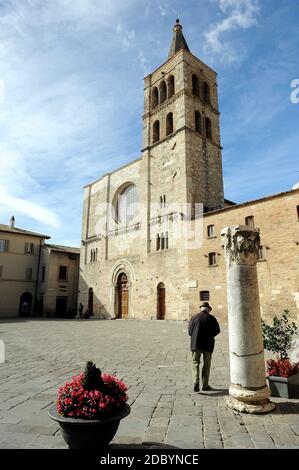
top-left (221, 226), bottom-right (275, 414)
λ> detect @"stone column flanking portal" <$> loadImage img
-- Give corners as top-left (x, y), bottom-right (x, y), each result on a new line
top-left (221, 226), bottom-right (275, 413)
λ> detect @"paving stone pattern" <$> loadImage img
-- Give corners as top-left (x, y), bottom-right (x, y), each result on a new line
top-left (0, 319), bottom-right (298, 449)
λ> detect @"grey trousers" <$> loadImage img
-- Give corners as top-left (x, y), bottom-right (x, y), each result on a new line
top-left (191, 350), bottom-right (212, 388)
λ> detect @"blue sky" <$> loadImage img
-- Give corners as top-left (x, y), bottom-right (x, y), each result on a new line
top-left (0, 0), bottom-right (298, 246)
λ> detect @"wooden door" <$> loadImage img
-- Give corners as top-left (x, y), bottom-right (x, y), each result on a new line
top-left (88, 288), bottom-right (94, 316)
top-left (117, 273), bottom-right (128, 319)
top-left (157, 284), bottom-right (166, 320)
top-left (121, 288), bottom-right (128, 319)
top-left (56, 297), bottom-right (68, 318)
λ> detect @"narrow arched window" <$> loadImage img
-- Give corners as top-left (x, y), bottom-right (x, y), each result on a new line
top-left (165, 231), bottom-right (169, 249)
top-left (203, 82), bottom-right (211, 104)
top-left (156, 234), bottom-right (160, 251)
top-left (168, 75), bottom-right (175, 98)
top-left (192, 74), bottom-right (200, 97)
top-left (166, 112), bottom-right (173, 136)
top-left (205, 117), bottom-right (212, 140)
top-left (152, 87), bottom-right (158, 109)
top-left (153, 120), bottom-right (160, 143)
top-left (159, 81), bottom-right (167, 104)
top-left (195, 111), bottom-right (202, 133)
top-left (161, 233), bottom-right (165, 250)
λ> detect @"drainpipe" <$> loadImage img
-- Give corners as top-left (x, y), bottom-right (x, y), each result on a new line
top-left (33, 238), bottom-right (43, 317)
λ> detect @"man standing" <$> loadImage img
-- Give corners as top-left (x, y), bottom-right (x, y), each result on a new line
top-left (78, 303), bottom-right (84, 319)
top-left (188, 302), bottom-right (220, 392)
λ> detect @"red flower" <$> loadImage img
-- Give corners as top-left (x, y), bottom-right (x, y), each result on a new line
top-left (56, 371), bottom-right (128, 420)
top-left (266, 358), bottom-right (299, 378)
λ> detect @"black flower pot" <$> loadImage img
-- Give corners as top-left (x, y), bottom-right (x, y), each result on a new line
top-left (48, 403), bottom-right (131, 449)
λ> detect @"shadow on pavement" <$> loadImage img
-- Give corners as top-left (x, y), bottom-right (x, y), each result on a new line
top-left (198, 388), bottom-right (229, 397)
top-left (109, 443), bottom-right (180, 449)
top-left (272, 401), bottom-right (299, 414)
top-left (0, 318), bottom-right (97, 324)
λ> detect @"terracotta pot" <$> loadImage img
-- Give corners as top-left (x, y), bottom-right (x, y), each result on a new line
top-left (48, 403), bottom-right (131, 449)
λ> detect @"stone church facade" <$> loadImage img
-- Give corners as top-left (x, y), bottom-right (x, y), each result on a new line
top-left (79, 21), bottom-right (299, 323)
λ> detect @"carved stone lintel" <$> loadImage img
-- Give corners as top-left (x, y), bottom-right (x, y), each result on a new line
top-left (221, 225), bottom-right (260, 266)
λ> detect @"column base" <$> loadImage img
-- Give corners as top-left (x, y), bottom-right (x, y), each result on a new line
top-left (227, 397), bottom-right (276, 414)
top-left (227, 384), bottom-right (276, 414)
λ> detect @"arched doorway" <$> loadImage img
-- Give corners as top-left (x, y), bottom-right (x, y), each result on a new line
top-left (157, 283), bottom-right (166, 320)
top-left (117, 273), bottom-right (128, 319)
top-left (19, 292), bottom-right (32, 317)
top-left (88, 288), bottom-right (94, 316)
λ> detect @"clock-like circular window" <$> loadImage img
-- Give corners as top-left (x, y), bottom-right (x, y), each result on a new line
top-left (115, 184), bottom-right (139, 225)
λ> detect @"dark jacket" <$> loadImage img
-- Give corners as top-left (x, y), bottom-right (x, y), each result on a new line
top-left (188, 310), bottom-right (220, 352)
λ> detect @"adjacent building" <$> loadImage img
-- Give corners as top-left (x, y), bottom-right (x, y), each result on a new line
top-left (38, 244), bottom-right (80, 318)
top-left (0, 218), bottom-right (80, 318)
top-left (0, 217), bottom-right (50, 317)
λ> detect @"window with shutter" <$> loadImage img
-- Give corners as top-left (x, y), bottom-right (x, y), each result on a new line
top-left (200, 291), bottom-right (210, 301)
top-left (0, 240), bottom-right (9, 252)
top-left (245, 216), bottom-right (254, 226)
top-left (258, 246), bottom-right (265, 260)
top-left (25, 243), bottom-right (34, 255)
top-left (208, 252), bottom-right (217, 266)
top-left (59, 266), bottom-right (67, 281)
top-left (26, 268), bottom-right (32, 280)
top-left (207, 225), bottom-right (215, 237)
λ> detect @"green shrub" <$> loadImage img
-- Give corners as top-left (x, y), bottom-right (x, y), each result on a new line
top-left (262, 310), bottom-right (298, 360)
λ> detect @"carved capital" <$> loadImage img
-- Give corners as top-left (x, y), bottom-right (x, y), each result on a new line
top-left (221, 226), bottom-right (260, 266)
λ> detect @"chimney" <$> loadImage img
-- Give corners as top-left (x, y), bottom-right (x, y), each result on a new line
top-left (10, 216), bottom-right (15, 228)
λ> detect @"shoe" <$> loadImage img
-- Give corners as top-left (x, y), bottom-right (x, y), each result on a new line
top-left (193, 382), bottom-right (199, 392)
top-left (202, 385), bottom-right (213, 391)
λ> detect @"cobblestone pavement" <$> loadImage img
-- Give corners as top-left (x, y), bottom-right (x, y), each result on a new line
top-left (0, 318), bottom-right (298, 449)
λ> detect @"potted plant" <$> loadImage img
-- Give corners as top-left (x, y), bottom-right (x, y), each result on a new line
top-left (48, 361), bottom-right (130, 448)
top-left (262, 310), bottom-right (299, 398)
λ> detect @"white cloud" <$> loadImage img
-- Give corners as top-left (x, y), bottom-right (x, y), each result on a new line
top-left (158, 4), bottom-right (166, 17)
top-left (0, 148), bottom-right (60, 227)
top-left (0, 186), bottom-right (60, 228)
top-left (204, 0), bottom-right (259, 63)
top-left (0, 79), bottom-right (5, 103)
top-left (0, 0), bottom-right (143, 242)
top-left (138, 50), bottom-right (148, 75)
top-left (116, 23), bottom-right (135, 51)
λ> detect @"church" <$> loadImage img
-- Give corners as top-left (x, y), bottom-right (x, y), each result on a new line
top-left (79, 20), bottom-right (299, 323)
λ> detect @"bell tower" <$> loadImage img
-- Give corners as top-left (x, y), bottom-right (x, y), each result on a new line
top-left (142, 19), bottom-right (224, 221)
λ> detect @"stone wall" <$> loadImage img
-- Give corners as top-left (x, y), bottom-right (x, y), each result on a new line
top-left (188, 189), bottom-right (299, 323)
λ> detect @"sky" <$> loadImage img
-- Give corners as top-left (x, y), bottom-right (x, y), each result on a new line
top-left (0, 0), bottom-right (298, 246)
